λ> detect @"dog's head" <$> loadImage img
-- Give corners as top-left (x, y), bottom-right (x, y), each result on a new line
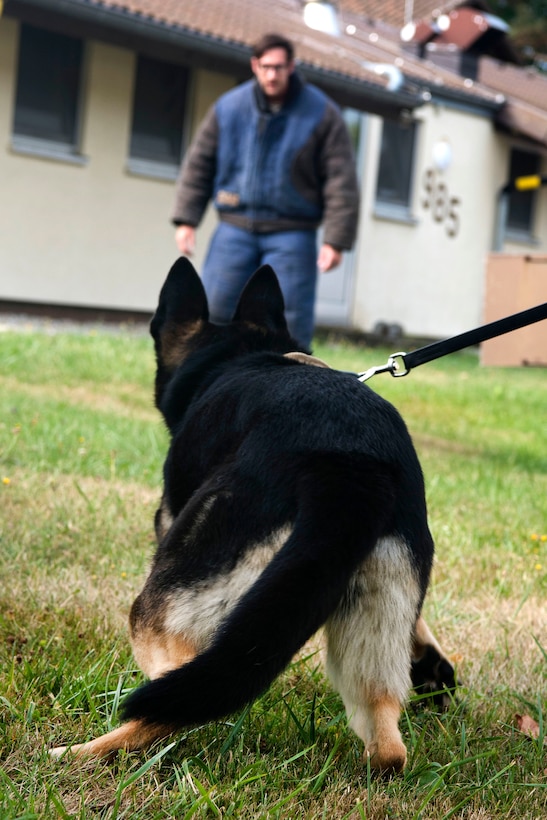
top-left (150, 257), bottom-right (299, 416)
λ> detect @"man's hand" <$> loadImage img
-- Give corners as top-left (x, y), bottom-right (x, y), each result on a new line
top-left (317, 243), bottom-right (342, 273)
top-left (175, 225), bottom-right (196, 256)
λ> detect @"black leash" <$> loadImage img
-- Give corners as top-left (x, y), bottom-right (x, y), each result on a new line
top-left (358, 302), bottom-right (547, 382)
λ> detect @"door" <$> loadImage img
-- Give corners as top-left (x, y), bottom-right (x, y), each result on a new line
top-left (315, 109), bottom-right (366, 329)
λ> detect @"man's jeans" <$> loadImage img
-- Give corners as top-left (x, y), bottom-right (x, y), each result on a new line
top-left (201, 222), bottom-right (318, 350)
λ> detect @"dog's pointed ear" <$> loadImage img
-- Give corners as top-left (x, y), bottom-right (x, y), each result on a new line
top-left (150, 257), bottom-right (209, 343)
top-left (232, 265), bottom-right (288, 334)
top-left (150, 258), bottom-right (209, 380)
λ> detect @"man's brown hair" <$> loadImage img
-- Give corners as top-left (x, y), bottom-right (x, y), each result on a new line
top-left (252, 33), bottom-right (294, 62)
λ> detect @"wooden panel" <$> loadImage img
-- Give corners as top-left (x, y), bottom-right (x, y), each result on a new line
top-left (481, 254), bottom-right (547, 366)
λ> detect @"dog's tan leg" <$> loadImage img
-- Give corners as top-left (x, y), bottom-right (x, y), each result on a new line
top-left (325, 536), bottom-right (421, 773)
top-left (50, 719), bottom-right (172, 759)
top-left (339, 617), bottom-right (451, 771)
top-left (51, 628), bottom-right (197, 760)
top-left (342, 690), bottom-right (407, 773)
top-left (412, 615), bottom-right (445, 660)
top-left (364, 694), bottom-right (407, 772)
top-left (411, 615), bottom-right (457, 707)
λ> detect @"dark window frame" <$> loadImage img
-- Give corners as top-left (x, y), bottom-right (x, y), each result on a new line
top-left (12, 23), bottom-right (87, 164)
top-left (506, 148), bottom-right (541, 241)
top-left (375, 118), bottom-right (418, 219)
top-left (127, 54), bottom-right (190, 180)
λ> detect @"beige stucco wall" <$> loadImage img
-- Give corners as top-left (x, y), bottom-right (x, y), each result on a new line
top-left (351, 104), bottom-right (509, 338)
top-left (0, 19), bottom-right (234, 311)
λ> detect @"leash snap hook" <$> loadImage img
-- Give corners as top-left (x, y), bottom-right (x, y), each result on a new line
top-left (357, 351), bottom-right (409, 383)
top-left (388, 352), bottom-right (410, 378)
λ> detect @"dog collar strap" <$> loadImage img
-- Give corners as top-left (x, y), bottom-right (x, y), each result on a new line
top-left (284, 352), bottom-right (330, 369)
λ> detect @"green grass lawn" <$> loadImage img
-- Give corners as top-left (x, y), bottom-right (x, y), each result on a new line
top-left (0, 326), bottom-right (545, 819)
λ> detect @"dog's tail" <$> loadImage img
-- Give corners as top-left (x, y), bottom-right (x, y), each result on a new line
top-left (122, 453), bottom-right (399, 730)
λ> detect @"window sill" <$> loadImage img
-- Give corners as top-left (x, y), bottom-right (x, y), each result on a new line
top-left (126, 158), bottom-right (179, 182)
top-left (504, 229), bottom-right (540, 247)
top-left (11, 135), bottom-right (88, 166)
top-left (373, 203), bottom-right (418, 226)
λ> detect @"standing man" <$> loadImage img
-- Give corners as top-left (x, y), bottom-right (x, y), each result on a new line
top-left (172, 33), bottom-right (359, 350)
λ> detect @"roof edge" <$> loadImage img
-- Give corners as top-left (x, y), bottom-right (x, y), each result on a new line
top-left (6, 0), bottom-right (253, 62)
top-left (5, 0), bottom-right (428, 116)
top-left (417, 80), bottom-right (505, 114)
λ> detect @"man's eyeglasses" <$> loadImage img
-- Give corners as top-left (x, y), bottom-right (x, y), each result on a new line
top-left (256, 63), bottom-right (290, 73)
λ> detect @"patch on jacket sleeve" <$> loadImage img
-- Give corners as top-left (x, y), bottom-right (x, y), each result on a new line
top-left (216, 190), bottom-right (240, 207)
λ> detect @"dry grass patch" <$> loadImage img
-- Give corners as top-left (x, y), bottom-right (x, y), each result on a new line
top-left (0, 374), bottom-right (158, 422)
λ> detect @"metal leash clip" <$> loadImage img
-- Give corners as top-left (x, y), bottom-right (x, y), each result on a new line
top-left (357, 352), bottom-right (410, 383)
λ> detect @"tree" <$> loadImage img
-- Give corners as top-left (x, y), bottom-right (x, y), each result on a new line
top-left (488, 1), bottom-right (547, 65)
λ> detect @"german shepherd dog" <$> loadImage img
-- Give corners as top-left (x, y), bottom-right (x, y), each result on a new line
top-left (52, 258), bottom-right (455, 771)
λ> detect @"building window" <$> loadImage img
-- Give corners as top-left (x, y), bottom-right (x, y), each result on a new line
top-left (375, 119), bottom-right (417, 215)
top-left (128, 55), bottom-right (189, 179)
top-left (506, 148), bottom-right (540, 237)
top-left (13, 24), bottom-right (84, 160)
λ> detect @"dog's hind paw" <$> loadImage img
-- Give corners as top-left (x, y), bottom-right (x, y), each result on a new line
top-left (411, 644), bottom-right (458, 709)
top-left (365, 740), bottom-right (407, 774)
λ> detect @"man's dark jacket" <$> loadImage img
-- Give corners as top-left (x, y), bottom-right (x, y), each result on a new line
top-left (172, 73), bottom-right (359, 250)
